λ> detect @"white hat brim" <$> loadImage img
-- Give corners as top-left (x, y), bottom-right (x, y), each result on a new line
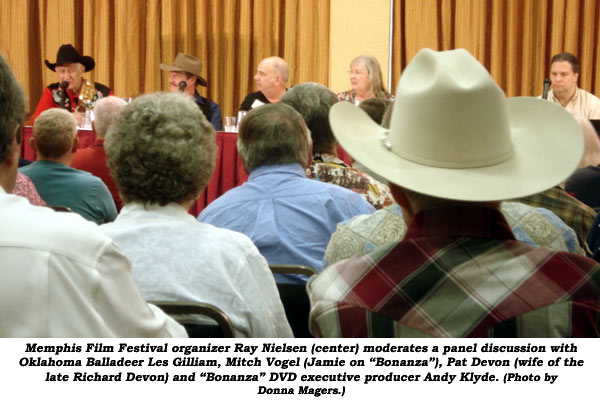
top-left (330, 97), bottom-right (584, 201)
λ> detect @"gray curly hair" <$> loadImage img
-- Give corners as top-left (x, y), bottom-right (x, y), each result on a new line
top-left (105, 92), bottom-right (216, 206)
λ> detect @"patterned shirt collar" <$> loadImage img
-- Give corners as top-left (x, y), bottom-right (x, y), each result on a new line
top-left (404, 205), bottom-right (516, 241)
top-left (312, 153), bottom-right (348, 167)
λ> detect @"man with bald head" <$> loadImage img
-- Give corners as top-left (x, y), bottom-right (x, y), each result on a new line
top-left (240, 56), bottom-right (289, 110)
top-left (71, 96), bottom-right (127, 210)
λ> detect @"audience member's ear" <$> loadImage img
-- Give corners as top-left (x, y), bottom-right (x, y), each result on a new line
top-left (71, 136), bottom-right (79, 153)
top-left (29, 137), bottom-right (37, 153)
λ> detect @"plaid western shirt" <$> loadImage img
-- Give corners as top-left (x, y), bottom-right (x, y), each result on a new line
top-left (514, 186), bottom-right (596, 253)
top-left (308, 205), bottom-right (600, 338)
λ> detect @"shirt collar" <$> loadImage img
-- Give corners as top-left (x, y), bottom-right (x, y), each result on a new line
top-left (193, 90), bottom-right (204, 105)
top-left (404, 205), bottom-right (515, 241)
top-left (248, 163), bottom-right (307, 181)
top-left (549, 87), bottom-right (579, 105)
top-left (118, 201), bottom-right (195, 223)
top-left (312, 153), bottom-right (348, 166)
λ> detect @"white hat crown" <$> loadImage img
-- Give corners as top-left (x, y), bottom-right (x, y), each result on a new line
top-left (389, 48), bottom-right (513, 168)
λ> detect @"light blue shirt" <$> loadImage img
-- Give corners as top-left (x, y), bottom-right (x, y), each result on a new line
top-left (19, 160), bottom-right (117, 225)
top-left (198, 163), bottom-right (375, 283)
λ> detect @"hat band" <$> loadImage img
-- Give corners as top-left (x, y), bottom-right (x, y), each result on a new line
top-left (381, 134), bottom-right (515, 169)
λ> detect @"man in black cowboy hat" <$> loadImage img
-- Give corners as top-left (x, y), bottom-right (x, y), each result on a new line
top-left (33, 44), bottom-right (112, 124)
top-left (160, 53), bottom-right (223, 131)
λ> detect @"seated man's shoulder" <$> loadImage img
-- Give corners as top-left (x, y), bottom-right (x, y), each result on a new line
top-left (94, 82), bottom-right (111, 96)
top-left (197, 221), bottom-right (260, 254)
top-left (306, 176), bottom-right (374, 207)
top-left (2, 194), bottom-right (111, 256)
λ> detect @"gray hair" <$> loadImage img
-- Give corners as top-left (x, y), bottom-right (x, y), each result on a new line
top-left (237, 103), bottom-right (310, 172)
top-left (281, 82), bottom-right (338, 154)
top-left (93, 96), bottom-right (127, 137)
top-left (273, 57), bottom-right (290, 83)
top-left (0, 54), bottom-right (26, 162)
top-left (263, 56), bottom-right (290, 83)
top-left (105, 92), bottom-right (216, 206)
top-left (33, 108), bottom-right (77, 158)
top-left (351, 55), bottom-right (387, 99)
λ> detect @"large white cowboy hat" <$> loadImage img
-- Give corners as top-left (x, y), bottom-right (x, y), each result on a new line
top-left (329, 48), bottom-right (584, 201)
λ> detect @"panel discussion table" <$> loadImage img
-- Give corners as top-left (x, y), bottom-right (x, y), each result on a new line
top-left (20, 126), bottom-right (353, 217)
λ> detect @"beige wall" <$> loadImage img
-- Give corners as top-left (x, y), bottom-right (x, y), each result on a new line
top-left (329, 0), bottom-right (391, 93)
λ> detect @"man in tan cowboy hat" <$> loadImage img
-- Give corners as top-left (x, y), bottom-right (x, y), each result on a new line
top-left (33, 44), bottom-right (112, 124)
top-left (160, 53), bottom-right (223, 131)
top-left (308, 48), bottom-right (600, 338)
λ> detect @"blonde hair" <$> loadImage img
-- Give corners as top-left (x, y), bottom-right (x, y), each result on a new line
top-left (350, 55), bottom-right (387, 99)
top-left (33, 108), bottom-right (76, 158)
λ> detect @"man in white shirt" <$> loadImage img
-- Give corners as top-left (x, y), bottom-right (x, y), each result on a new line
top-left (0, 54), bottom-right (186, 338)
top-left (101, 92), bottom-right (293, 338)
top-left (545, 52), bottom-right (600, 119)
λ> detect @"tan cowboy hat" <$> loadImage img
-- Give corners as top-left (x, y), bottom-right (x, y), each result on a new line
top-left (160, 53), bottom-right (208, 86)
top-left (329, 48), bottom-right (584, 201)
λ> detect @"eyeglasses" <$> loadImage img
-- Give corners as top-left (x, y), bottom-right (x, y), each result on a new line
top-left (348, 69), bottom-right (367, 76)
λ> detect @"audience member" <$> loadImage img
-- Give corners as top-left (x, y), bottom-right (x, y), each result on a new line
top-left (240, 56), bottom-right (289, 110)
top-left (100, 92), bottom-right (292, 338)
top-left (198, 103), bottom-right (375, 283)
top-left (358, 97), bottom-right (391, 124)
top-left (0, 54), bottom-right (185, 337)
top-left (19, 108), bottom-right (117, 224)
top-left (281, 82), bottom-right (393, 209)
top-left (33, 44), bottom-right (112, 124)
top-left (564, 117), bottom-right (600, 210)
top-left (71, 96), bottom-right (126, 211)
top-left (545, 52), bottom-right (600, 119)
top-left (12, 172), bottom-right (46, 206)
top-left (309, 48), bottom-right (600, 338)
top-left (324, 201), bottom-right (584, 268)
top-left (513, 186), bottom-right (596, 251)
top-left (337, 55), bottom-right (392, 105)
top-left (160, 53), bottom-right (223, 130)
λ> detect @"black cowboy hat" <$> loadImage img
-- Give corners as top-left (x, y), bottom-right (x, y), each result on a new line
top-left (44, 44), bottom-right (95, 72)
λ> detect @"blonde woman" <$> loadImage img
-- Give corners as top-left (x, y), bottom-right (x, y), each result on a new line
top-left (337, 55), bottom-right (393, 105)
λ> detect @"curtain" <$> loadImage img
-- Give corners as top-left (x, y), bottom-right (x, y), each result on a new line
top-left (0, 0), bottom-right (330, 120)
top-left (392, 0), bottom-right (600, 98)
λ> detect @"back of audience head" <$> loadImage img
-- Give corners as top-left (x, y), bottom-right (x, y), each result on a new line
top-left (359, 97), bottom-right (391, 125)
top-left (237, 103), bottom-right (311, 172)
top-left (105, 92), bottom-right (216, 206)
top-left (33, 108), bottom-right (77, 159)
top-left (281, 82), bottom-right (337, 154)
top-left (0, 54), bottom-right (26, 166)
top-left (93, 96), bottom-right (128, 138)
top-left (575, 116), bottom-right (600, 169)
